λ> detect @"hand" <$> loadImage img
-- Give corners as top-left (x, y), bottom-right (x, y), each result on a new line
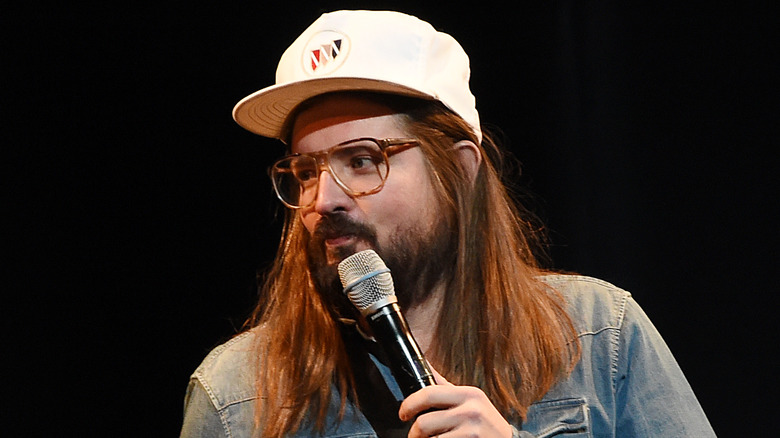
top-left (398, 367), bottom-right (513, 437)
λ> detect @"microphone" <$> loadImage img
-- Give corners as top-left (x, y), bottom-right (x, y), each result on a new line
top-left (338, 249), bottom-right (436, 397)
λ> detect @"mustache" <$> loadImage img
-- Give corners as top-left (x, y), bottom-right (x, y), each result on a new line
top-left (311, 214), bottom-right (378, 244)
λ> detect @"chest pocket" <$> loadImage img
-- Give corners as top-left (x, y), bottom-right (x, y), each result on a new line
top-left (521, 398), bottom-right (589, 438)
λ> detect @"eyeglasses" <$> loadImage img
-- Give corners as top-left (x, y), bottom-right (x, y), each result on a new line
top-left (270, 137), bottom-right (420, 209)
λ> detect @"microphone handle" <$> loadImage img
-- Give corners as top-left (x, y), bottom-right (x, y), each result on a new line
top-left (367, 302), bottom-right (436, 397)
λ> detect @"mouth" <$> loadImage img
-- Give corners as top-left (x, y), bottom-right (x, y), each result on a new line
top-left (323, 234), bottom-right (373, 265)
top-left (311, 215), bottom-right (378, 265)
top-left (325, 234), bottom-right (356, 248)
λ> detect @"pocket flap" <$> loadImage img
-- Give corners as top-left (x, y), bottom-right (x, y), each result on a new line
top-left (522, 397), bottom-right (589, 437)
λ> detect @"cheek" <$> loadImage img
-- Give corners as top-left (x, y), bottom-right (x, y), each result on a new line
top-left (365, 174), bottom-right (439, 234)
top-left (299, 210), bottom-right (318, 234)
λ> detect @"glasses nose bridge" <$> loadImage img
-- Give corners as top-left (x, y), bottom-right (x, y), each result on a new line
top-left (310, 150), bottom-right (331, 176)
top-left (308, 150), bottom-right (346, 197)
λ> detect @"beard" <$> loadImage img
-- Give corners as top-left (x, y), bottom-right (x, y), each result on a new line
top-left (307, 212), bottom-right (456, 317)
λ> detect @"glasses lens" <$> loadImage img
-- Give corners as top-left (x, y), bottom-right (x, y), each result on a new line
top-left (270, 139), bottom-right (391, 208)
top-left (272, 155), bottom-right (318, 207)
top-left (329, 140), bottom-right (388, 194)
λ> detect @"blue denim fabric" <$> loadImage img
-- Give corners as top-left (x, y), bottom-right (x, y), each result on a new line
top-left (180, 275), bottom-right (715, 437)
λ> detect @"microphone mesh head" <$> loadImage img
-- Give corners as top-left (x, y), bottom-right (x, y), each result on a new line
top-left (337, 250), bottom-right (395, 312)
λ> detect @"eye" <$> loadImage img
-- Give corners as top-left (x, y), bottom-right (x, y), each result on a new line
top-left (349, 155), bottom-right (378, 170)
top-left (335, 145), bottom-right (383, 174)
top-left (296, 169), bottom-right (316, 181)
top-left (291, 159), bottom-right (318, 183)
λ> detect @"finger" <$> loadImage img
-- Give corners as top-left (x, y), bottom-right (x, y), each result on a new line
top-left (407, 390), bottom-right (514, 438)
top-left (399, 386), bottom-right (437, 421)
top-left (428, 364), bottom-right (452, 386)
top-left (407, 409), bottom-right (457, 438)
top-left (399, 384), bottom-right (466, 421)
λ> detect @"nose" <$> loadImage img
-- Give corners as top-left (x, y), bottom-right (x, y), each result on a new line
top-left (312, 169), bottom-right (353, 215)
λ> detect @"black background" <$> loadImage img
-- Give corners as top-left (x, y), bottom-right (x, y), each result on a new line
top-left (8, 1), bottom-right (775, 436)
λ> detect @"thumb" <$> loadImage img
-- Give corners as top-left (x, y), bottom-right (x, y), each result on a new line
top-left (427, 363), bottom-right (453, 386)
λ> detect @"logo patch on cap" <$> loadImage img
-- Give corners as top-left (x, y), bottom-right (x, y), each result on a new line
top-left (303, 31), bottom-right (350, 76)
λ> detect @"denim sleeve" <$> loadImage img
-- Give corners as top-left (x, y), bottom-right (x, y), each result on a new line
top-left (615, 297), bottom-right (715, 436)
top-left (180, 378), bottom-right (228, 438)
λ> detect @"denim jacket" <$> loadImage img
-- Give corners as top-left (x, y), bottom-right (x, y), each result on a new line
top-left (180, 275), bottom-right (715, 437)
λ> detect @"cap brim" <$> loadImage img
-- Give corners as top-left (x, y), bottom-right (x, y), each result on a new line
top-left (232, 77), bottom-right (434, 140)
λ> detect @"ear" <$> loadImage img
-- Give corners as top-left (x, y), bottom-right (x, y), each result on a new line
top-left (453, 140), bottom-right (482, 183)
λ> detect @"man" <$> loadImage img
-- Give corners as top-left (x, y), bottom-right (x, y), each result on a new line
top-left (180, 10), bottom-right (714, 437)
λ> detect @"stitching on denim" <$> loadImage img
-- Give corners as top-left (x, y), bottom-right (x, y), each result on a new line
top-left (531, 397), bottom-right (590, 438)
top-left (191, 376), bottom-right (234, 438)
top-left (192, 332), bottom-right (258, 438)
top-left (201, 331), bottom-right (254, 368)
top-left (577, 326), bottom-right (619, 338)
top-left (610, 291), bottom-right (629, 393)
top-left (218, 404), bottom-right (233, 438)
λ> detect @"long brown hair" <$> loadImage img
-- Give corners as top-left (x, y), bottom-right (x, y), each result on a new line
top-left (244, 94), bottom-right (580, 436)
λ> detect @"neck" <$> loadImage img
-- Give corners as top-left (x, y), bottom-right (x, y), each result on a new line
top-left (402, 286), bottom-right (444, 356)
top-left (351, 285), bottom-right (445, 360)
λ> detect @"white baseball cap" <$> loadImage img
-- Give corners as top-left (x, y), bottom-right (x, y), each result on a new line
top-left (232, 10), bottom-right (482, 142)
